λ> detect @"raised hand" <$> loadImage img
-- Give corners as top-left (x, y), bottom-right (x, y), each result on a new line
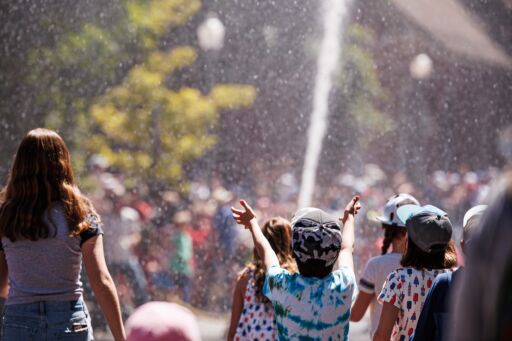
top-left (232, 200), bottom-right (278, 269)
top-left (340, 195), bottom-right (361, 224)
top-left (231, 200), bottom-right (257, 229)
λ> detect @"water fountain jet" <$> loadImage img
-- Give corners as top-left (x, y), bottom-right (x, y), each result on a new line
top-left (298, 0), bottom-right (352, 208)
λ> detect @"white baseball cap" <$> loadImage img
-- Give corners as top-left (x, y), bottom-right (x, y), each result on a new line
top-left (376, 193), bottom-right (420, 227)
top-left (463, 205), bottom-right (487, 229)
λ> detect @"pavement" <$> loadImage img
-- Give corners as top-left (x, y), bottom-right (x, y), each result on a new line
top-left (96, 309), bottom-right (371, 341)
top-left (196, 311), bottom-right (371, 341)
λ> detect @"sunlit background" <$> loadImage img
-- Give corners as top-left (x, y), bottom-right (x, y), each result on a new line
top-left (1, 0), bottom-right (511, 339)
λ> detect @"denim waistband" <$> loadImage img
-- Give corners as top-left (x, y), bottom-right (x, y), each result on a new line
top-left (4, 298), bottom-right (86, 314)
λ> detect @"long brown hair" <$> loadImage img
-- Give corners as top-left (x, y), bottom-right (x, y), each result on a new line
top-left (401, 237), bottom-right (458, 270)
top-left (247, 216), bottom-right (297, 302)
top-left (0, 128), bottom-right (93, 241)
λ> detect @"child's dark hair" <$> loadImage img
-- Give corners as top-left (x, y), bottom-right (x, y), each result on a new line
top-left (247, 217), bottom-right (297, 302)
top-left (401, 236), bottom-right (457, 269)
top-left (296, 259), bottom-right (334, 278)
top-left (381, 224), bottom-right (407, 255)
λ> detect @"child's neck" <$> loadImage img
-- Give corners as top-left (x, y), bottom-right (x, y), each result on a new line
top-left (391, 240), bottom-right (406, 254)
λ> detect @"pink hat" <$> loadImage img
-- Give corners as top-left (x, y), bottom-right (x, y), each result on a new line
top-left (126, 302), bottom-right (201, 341)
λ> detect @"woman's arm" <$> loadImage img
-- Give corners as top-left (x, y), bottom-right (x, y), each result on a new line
top-left (82, 235), bottom-right (126, 341)
top-left (350, 291), bottom-right (374, 322)
top-left (232, 200), bottom-right (279, 270)
top-left (373, 302), bottom-right (399, 341)
top-left (0, 251), bottom-right (6, 321)
top-left (0, 251), bottom-right (8, 297)
top-left (227, 271), bottom-right (249, 341)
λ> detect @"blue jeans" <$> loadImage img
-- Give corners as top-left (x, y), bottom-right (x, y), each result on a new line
top-left (1, 298), bottom-right (93, 341)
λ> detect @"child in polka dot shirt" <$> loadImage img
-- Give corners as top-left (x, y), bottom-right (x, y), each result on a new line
top-left (227, 217), bottom-right (297, 341)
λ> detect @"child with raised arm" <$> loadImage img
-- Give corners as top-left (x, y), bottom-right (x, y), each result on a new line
top-left (232, 196), bottom-right (360, 340)
top-left (227, 217), bottom-right (297, 341)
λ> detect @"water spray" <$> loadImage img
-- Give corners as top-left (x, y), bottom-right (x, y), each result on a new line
top-left (298, 0), bottom-right (352, 208)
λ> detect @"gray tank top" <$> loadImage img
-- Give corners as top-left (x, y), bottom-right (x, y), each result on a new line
top-left (1, 202), bottom-right (103, 305)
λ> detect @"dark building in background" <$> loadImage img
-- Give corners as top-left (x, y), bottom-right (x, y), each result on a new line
top-left (341, 0), bottom-right (512, 180)
top-left (197, 0), bottom-right (512, 187)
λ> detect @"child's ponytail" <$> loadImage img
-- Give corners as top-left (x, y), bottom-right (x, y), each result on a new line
top-left (381, 225), bottom-right (407, 255)
top-left (381, 227), bottom-right (393, 255)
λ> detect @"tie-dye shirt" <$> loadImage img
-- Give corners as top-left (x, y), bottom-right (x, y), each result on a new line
top-left (378, 268), bottom-right (452, 341)
top-left (263, 265), bottom-right (357, 341)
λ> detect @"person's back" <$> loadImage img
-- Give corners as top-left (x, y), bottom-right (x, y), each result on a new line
top-left (264, 264), bottom-right (356, 339)
top-left (233, 269), bottom-right (276, 340)
top-left (357, 252), bottom-right (402, 335)
top-left (379, 267), bottom-right (451, 339)
top-left (2, 203), bottom-right (99, 304)
top-left (0, 128), bottom-right (126, 341)
top-left (231, 196), bottom-right (361, 340)
top-left (411, 270), bottom-right (458, 341)
top-left (413, 204), bottom-right (486, 341)
top-left (374, 204), bottom-right (458, 341)
top-left (351, 193), bottom-right (417, 337)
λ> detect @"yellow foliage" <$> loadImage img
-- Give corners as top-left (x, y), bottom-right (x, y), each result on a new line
top-left (135, 153), bottom-right (153, 169)
top-left (210, 84), bottom-right (257, 110)
top-left (89, 65), bottom-right (256, 183)
top-left (36, 0), bottom-right (257, 185)
top-left (128, 67), bottom-right (163, 91)
top-left (126, 0), bottom-right (201, 37)
top-left (87, 44), bottom-right (223, 182)
top-left (147, 47), bottom-right (197, 74)
top-left (28, 0), bottom-right (247, 186)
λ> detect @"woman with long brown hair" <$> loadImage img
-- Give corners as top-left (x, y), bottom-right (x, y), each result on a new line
top-left (227, 216), bottom-right (297, 341)
top-left (0, 128), bottom-right (125, 340)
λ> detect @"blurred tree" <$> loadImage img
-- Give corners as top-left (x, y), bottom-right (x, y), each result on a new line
top-left (0, 0), bottom-right (116, 179)
top-left (22, 0), bottom-right (255, 185)
top-left (87, 47), bottom-right (255, 184)
top-left (341, 24), bottom-right (392, 145)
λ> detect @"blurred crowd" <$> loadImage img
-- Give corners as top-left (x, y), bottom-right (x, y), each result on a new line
top-left (82, 155), bottom-right (497, 322)
top-left (84, 157), bottom-right (251, 320)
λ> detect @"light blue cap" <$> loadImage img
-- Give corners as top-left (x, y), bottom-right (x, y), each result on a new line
top-left (396, 204), bottom-right (447, 225)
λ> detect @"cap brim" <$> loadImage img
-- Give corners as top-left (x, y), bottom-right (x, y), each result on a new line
top-left (421, 205), bottom-right (447, 217)
top-left (396, 204), bottom-right (422, 225)
top-left (375, 216), bottom-right (388, 224)
top-left (396, 204), bottom-right (447, 225)
top-left (376, 217), bottom-right (407, 228)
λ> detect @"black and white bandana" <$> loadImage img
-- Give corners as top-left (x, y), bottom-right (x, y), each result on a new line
top-left (291, 207), bottom-right (342, 266)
